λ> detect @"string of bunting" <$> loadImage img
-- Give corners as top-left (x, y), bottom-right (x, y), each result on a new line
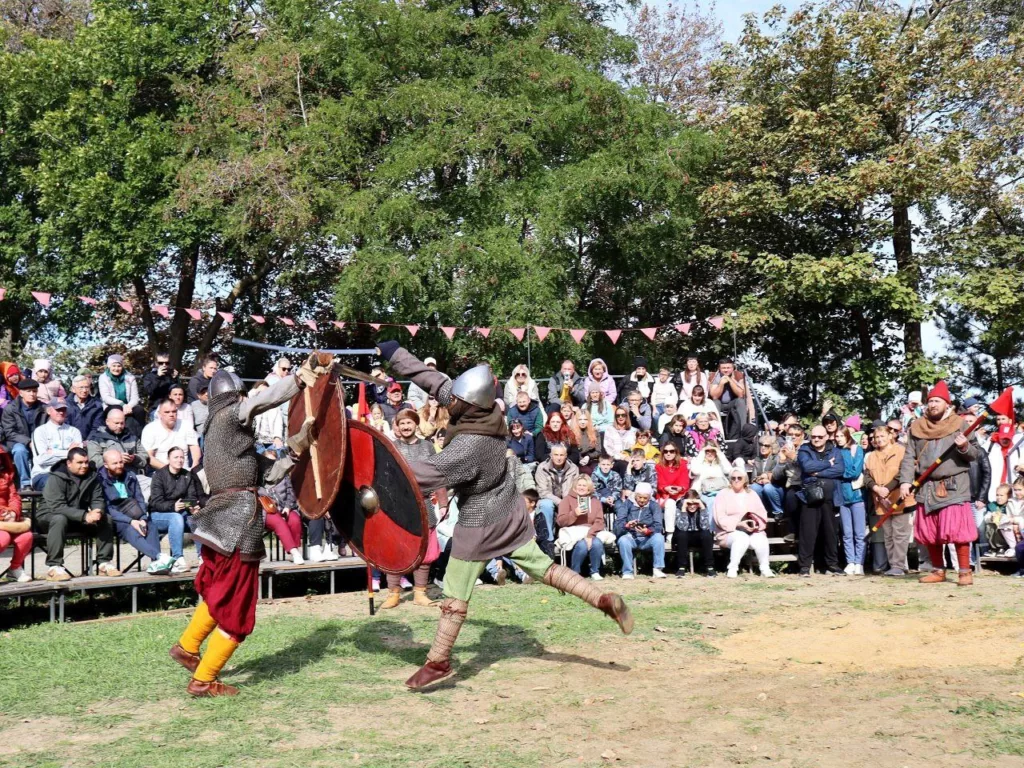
top-left (3, 289), bottom-right (726, 343)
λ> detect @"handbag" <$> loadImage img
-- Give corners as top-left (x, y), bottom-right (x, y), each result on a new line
top-left (804, 477), bottom-right (826, 505)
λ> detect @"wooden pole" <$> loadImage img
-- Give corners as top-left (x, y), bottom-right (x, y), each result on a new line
top-left (303, 385), bottom-right (323, 499)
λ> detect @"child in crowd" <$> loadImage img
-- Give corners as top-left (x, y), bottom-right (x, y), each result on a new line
top-left (985, 483), bottom-right (1022, 554)
top-left (650, 368), bottom-right (679, 419)
top-left (591, 454), bottom-right (623, 513)
top-left (622, 448), bottom-right (658, 501)
top-left (522, 488), bottom-right (553, 558)
top-left (633, 430), bottom-right (660, 462)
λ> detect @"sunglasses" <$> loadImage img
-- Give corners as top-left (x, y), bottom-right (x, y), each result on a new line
top-left (662, 449), bottom-right (677, 454)
top-left (729, 476), bottom-right (745, 482)
top-left (759, 442), bottom-right (774, 447)
top-left (280, 366), bottom-right (292, 371)
top-left (515, 373), bottom-right (527, 377)
top-left (811, 435), bottom-right (826, 440)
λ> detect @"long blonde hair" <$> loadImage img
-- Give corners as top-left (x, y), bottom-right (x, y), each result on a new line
top-left (417, 402), bottom-right (449, 438)
top-left (572, 409), bottom-right (597, 446)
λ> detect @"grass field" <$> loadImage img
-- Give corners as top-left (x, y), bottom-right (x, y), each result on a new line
top-left (2, 572), bottom-right (1024, 768)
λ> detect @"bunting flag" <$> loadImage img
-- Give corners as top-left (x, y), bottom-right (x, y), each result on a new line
top-left (508, 327), bottom-right (526, 342)
top-left (79, 296), bottom-right (99, 307)
top-left (476, 327), bottom-right (491, 338)
top-left (404, 324), bottom-right (419, 336)
top-left (116, 301), bottom-right (133, 314)
top-left (570, 329), bottom-right (587, 344)
top-left (31, 291), bottom-right (51, 307)
top-left (279, 316), bottom-right (295, 326)
top-left (0, 288), bottom-right (5, 301)
top-left (185, 308), bottom-right (203, 320)
top-left (304, 319), bottom-right (318, 331)
top-left (251, 314), bottom-right (266, 324)
top-left (533, 326), bottom-right (551, 342)
top-left (218, 311), bottom-right (234, 323)
top-left (441, 326), bottom-right (457, 340)
top-left (369, 323), bottom-right (381, 331)
top-left (605, 329), bottom-right (621, 344)
top-left (708, 315), bottom-right (725, 330)
top-left (675, 323), bottom-right (691, 336)
top-left (332, 321), bottom-right (346, 330)
top-left (640, 327), bottom-right (658, 341)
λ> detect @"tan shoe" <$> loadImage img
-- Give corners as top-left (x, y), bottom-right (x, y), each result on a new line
top-left (46, 566), bottom-right (72, 583)
top-left (957, 569), bottom-right (974, 587)
top-left (169, 643), bottom-right (201, 674)
top-left (412, 586), bottom-right (435, 607)
top-left (918, 569), bottom-right (947, 584)
top-left (187, 678), bottom-right (239, 697)
top-left (380, 589), bottom-right (402, 609)
top-left (97, 562), bottom-right (122, 577)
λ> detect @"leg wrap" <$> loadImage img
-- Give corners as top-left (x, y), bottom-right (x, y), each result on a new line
top-left (178, 601), bottom-right (217, 655)
top-left (542, 563), bottom-right (603, 608)
top-left (193, 628), bottom-right (240, 683)
top-left (426, 598), bottom-right (468, 665)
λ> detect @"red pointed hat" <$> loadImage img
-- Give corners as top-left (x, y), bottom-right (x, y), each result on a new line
top-left (927, 380), bottom-right (951, 404)
top-left (989, 387), bottom-right (1016, 420)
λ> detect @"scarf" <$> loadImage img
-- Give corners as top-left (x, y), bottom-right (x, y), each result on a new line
top-left (444, 399), bottom-right (507, 447)
top-left (909, 411), bottom-right (962, 441)
top-left (107, 369), bottom-right (127, 403)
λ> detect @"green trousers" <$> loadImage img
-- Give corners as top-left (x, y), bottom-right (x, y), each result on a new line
top-left (442, 539), bottom-right (553, 602)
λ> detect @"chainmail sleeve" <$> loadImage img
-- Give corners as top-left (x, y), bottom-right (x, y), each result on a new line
top-left (389, 347), bottom-right (453, 406)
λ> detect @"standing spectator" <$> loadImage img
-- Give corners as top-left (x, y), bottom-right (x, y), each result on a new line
top-left (556, 475), bottom-right (606, 579)
top-left (603, 406), bottom-right (637, 463)
top-left (503, 364), bottom-right (541, 408)
top-left (622, 448), bottom-right (658, 500)
top-left (249, 381), bottom-right (285, 454)
top-left (714, 471), bottom-right (774, 578)
top-left (367, 403), bottom-right (394, 437)
top-left (417, 396), bottom-right (449, 440)
top-left (678, 386), bottom-right (722, 429)
top-left (191, 383), bottom-right (210, 436)
top-left (187, 355), bottom-right (218, 403)
top-left (167, 384), bottom-right (196, 435)
top-left (65, 375), bottom-right (104, 439)
top-left (617, 357), bottom-right (654, 403)
top-left (264, 357), bottom-right (292, 385)
top-left (899, 391), bottom-right (923, 430)
top-left (835, 428), bottom-right (867, 574)
top-left (141, 399), bottom-right (201, 470)
top-left (547, 360), bottom-right (586, 407)
top-left (535, 443), bottom-right (579, 544)
top-left (408, 357), bottom-right (443, 411)
top-left (655, 443), bottom-right (690, 544)
top-left (614, 482), bottom-right (666, 578)
top-left (708, 358), bottom-right (748, 440)
top-left (821, 410), bottom-right (841, 445)
top-left (773, 423), bottom-right (806, 540)
top-left (584, 358), bottom-right (617, 404)
top-left (650, 367), bottom-right (679, 418)
top-left (623, 390), bottom-right (653, 432)
top-left (690, 444), bottom-right (732, 511)
top-left (750, 435), bottom-right (784, 518)
top-left (149, 446), bottom-right (205, 573)
top-left (98, 355), bottom-right (146, 435)
top-left (30, 399), bottom-right (82, 491)
top-left (0, 446), bottom-right (31, 582)
top-left (506, 391), bottom-right (544, 436)
top-left (584, 386), bottom-right (613, 433)
top-left (674, 490), bottom-right (714, 577)
top-left (507, 420), bottom-right (535, 465)
top-left (86, 407), bottom-right (148, 474)
top-left (572, 410), bottom-right (601, 473)
top-left (1, 378), bottom-right (46, 489)
top-left (32, 359), bottom-right (66, 405)
top-left (684, 413), bottom-right (725, 457)
top-left (796, 426), bottom-right (846, 577)
top-left (36, 448), bottom-right (120, 581)
top-left (380, 382), bottom-right (412, 423)
top-left (534, 411), bottom-right (579, 465)
top-left (142, 352), bottom-right (179, 408)
top-left (99, 449), bottom-right (174, 574)
top-left (678, 357), bottom-right (709, 402)
top-left (591, 454), bottom-right (623, 513)
top-left (0, 362), bottom-right (22, 411)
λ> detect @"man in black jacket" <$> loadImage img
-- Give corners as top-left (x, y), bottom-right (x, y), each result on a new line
top-left (86, 407), bottom-right (148, 474)
top-left (0, 378), bottom-right (46, 488)
top-left (36, 447), bottom-right (120, 581)
top-left (66, 375), bottom-right (105, 440)
top-left (142, 352), bottom-right (179, 409)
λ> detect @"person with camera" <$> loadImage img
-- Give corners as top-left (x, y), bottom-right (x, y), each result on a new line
top-left (142, 352), bottom-right (179, 410)
top-left (149, 446), bottom-right (206, 574)
top-left (99, 448), bottom-right (174, 575)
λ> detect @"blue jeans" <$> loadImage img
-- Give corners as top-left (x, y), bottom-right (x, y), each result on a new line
top-left (115, 518), bottom-right (162, 561)
top-left (537, 499), bottom-right (556, 541)
top-left (30, 473), bottom-right (49, 491)
top-left (486, 557), bottom-right (526, 581)
top-left (150, 511), bottom-right (194, 559)
top-left (571, 538), bottom-right (605, 576)
top-left (752, 483), bottom-right (784, 517)
top-left (10, 444), bottom-right (31, 488)
top-left (617, 532), bottom-right (665, 575)
top-left (972, 502), bottom-right (987, 558)
top-left (839, 501), bottom-right (866, 565)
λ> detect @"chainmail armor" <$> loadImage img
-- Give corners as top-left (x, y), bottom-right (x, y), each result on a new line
top-left (428, 433), bottom-right (519, 529)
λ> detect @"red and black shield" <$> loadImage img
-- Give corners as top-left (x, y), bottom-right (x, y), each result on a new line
top-left (331, 419), bottom-right (429, 574)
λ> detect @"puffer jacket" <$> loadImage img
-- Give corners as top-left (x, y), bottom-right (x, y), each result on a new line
top-left (0, 446), bottom-right (23, 516)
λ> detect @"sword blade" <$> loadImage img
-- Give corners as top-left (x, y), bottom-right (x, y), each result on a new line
top-left (335, 363), bottom-right (387, 387)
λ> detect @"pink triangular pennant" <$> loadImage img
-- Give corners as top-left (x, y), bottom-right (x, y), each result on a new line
top-left (675, 323), bottom-right (692, 336)
top-left (369, 323), bottom-right (381, 331)
top-left (31, 291), bottom-right (51, 307)
top-left (570, 329), bottom-right (587, 344)
top-left (640, 327), bottom-right (658, 340)
top-left (185, 308), bottom-right (202, 320)
top-left (475, 327), bottom-right (491, 338)
top-left (533, 326), bottom-right (551, 342)
top-left (278, 316), bottom-right (295, 326)
top-left (304, 319), bottom-right (318, 331)
top-left (332, 321), bottom-right (346, 330)
top-left (79, 296), bottom-right (99, 307)
top-left (0, 288), bottom-right (5, 301)
top-left (508, 327), bottom-right (526, 342)
top-left (404, 324), bottom-right (419, 336)
top-left (250, 314), bottom-right (266, 324)
top-left (605, 330), bottom-right (621, 344)
top-left (441, 326), bottom-right (457, 340)
top-left (708, 316), bottom-right (725, 330)
top-left (116, 300), bottom-right (133, 313)
top-left (218, 311), bottom-right (234, 323)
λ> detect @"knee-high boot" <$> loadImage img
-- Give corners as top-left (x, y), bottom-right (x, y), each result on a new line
top-left (542, 563), bottom-right (634, 635)
top-left (405, 598), bottom-right (468, 690)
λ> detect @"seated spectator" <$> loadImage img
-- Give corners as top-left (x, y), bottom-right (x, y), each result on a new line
top-left (535, 443), bottom-right (579, 544)
top-left (572, 410), bottom-right (601, 474)
top-left (32, 359), bottom-right (66, 405)
top-left (678, 356), bottom-right (709, 402)
top-left (141, 351), bottom-right (179, 408)
top-left (0, 446), bottom-right (31, 582)
top-left (684, 413), bottom-right (725, 457)
top-left (507, 419), bottom-right (535, 464)
top-left (262, 468), bottom-right (304, 564)
top-left (651, 367), bottom-right (679, 418)
top-left (535, 411), bottom-right (580, 464)
top-left (603, 406), bottom-right (638, 463)
top-left (30, 398), bottom-right (82, 491)
top-left (709, 358), bottom-right (748, 440)
top-left (655, 443), bottom-right (690, 544)
top-left (191, 383), bottom-right (210, 436)
top-left (167, 384), bottom-right (196, 434)
top-left (714, 470), bottom-right (774, 578)
top-left (504, 364), bottom-right (541, 407)
top-left (307, 515), bottom-right (342, 562)
top-left (633, 430), bottom-right (660, 462)
top-left (1, 378), bottom-right (45, 489)
top-left (584, 358), bottom-right (617, 403)
top-left (148, 446), bottom-right (204, 573)
top-left (659, 414), bottom-right (688, 456)
top-left (0, 362), bottom-right (22, 411)
top-left (36, 447), bottom-right (120, 581)
top-left (141, 399), bottom-right (201, 470)
top-left (98, 354), bottom-right (146, 435)
top-left (623, 390), bottom-right (653, 432)
top-left (406, 355), bottom-right (439, 410)
top-left (750, 434), bottom-right (784, 518)
top-left (506, 390), bottom-right (543, 436)
top-left (380, 381), bottom-right (412, 423)
top-left (367, 402), bottom-right (394, 437)
top-left (547, 360), bottom-right (586, 407)
top-left (728, 423), bottom-right (759, 465)
top-left (87, 406), bottom-right (148, 474)
top-left (487, 554), bottom-right (531, 585)
top-left (622, 449), bottom-right (658, 501)
top-left (678, 385), bottom-right (721, 427)
top-left (584, 386), bottom-right (614, 432)
top-left (557, 475), bottom-right (606, 579)
top-left (99, 449), bottom-right (174, 574)
top-left (521, 488), bottom-right (553, 560)
top-left (656, 401), bottom-right (679, 439)
top-left (188, 355), bottom-right (218, 403)
top-left (248, 381), bottom-right (284, 454)
top-left (674, 490), bottom-right (714, 578)
top-left (690, 444), bottom-right (732, 510)
top-left (558, 401), bottom-right (579, 433)
top-left (614, 482), bottom-right (666, 578)
top-left (592, 453), bottom-right (623, 512)
top-left (65, 375), bottom-right (104, 439)
top-left (617, 356), bottom-right (654, 403)
top-left (417, 396), bottom-right (448, 440)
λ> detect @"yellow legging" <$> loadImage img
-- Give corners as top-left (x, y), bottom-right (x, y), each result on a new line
top-left (178, 603), bottom-right (240, 682)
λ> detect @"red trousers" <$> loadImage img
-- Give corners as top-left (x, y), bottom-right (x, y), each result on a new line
top-left (0, 530), bottom-right (32, 569)
top-left (195, 548), bottom-right (260, 642)
top-left (265, 511), bottom-right (302, 551)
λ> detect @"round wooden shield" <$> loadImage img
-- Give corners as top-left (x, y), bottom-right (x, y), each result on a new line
top-left (331, 419), bottom-right (429, 574)
top-left (288, 367), bottom-right (347, 521)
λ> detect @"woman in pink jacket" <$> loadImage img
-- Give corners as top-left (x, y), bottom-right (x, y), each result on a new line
top-left (713, 470), bottom-right (774, 579)
top-left (585, 358), bottom-right (617, 404)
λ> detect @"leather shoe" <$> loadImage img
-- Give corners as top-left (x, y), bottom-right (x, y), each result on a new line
top-left (957, 569), bottom-right (974, 587)
top-left (598, 593), bottom-right (634, 635)
top-left (187, 678), bottom-right (239, 697)
top-left (918, 569), bottom-right (947, 584)
top-left (169, 643), bottom-right (201, 673)
top-left (405, 660), bottom-right (453, 690)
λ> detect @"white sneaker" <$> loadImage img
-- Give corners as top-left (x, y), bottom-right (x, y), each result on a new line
top-left (591, 573), bottom-right (604, 581)
top-left (321, 544), bottom-right (340, 561)
top-left (727, 568), bottom-right (738, 578)
top-left (400, 576), bottom-right (413, 590)
top-left (760, 570), bottom-right (775, 579)
top-left (844, 563), bottom-right (856, 575)
top-left (289, 548), bottom-right (305, 565)
top-left (621, 573), bottom-right (635, 580)
top-left (307, 544), bottom-right (324, 562)
top-left (7, 567), bottom-right (31, 583)
top-left (652, 569), bottom-right (667, 579)
top-left (433, 578), bottom-right (445, 589)
top-left (475, 578), bottom-right (483, 586)
top-left (171, 557), bottom-right (190, 574)
top-left (147, 554), bottom-right (174, 574)
top-left (853, 564), bottom-right (864, 575)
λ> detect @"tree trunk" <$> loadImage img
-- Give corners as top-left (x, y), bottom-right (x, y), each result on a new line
top-left (132, 276), bottom-right (160, 352)
top-left (167, 242), bottom-right (200, 373)
top-left (892, 201), bottom-right (923, 362)
top-left (194, 257), bottom-right (277, 359)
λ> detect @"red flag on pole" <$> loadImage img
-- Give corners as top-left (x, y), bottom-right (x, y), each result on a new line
top-left (569, 329), bottom-right (587, 343)
top-left (605, 330), bottom-right (621, 344)
top-left (441, 326), bottom-right (457, 340)
top-left (508, 328), bottom-right (526, 342)
top-left (640, 327), bottom-right (658, 340)
top-left (31, 291), bottom-right (51, 307)
top-left (533, 326), bottom-right (551, 342)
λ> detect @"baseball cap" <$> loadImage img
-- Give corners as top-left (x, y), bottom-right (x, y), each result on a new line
top-left (52, 397), bottom-right (68, 410)
top-left (424, 357), bottom-right (437, 367)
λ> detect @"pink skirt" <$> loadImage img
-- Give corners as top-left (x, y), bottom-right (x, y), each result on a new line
top-left (914, 501), bottom-right (978, 545)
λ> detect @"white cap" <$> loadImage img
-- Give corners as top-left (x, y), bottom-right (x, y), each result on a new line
top-left (634, 482), bottom-right (653, 496)
top-left (424, 357), bottom-right (437, 367)
top-left (908, 391), bottom-right (923, 404)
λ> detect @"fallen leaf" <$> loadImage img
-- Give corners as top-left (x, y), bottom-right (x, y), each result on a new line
top-left (654, 625), bottom-right (668, 633)
top-left (705, 624), bottom-right (718, 629)
top-left (540, 598), bottom-right (549, 604)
